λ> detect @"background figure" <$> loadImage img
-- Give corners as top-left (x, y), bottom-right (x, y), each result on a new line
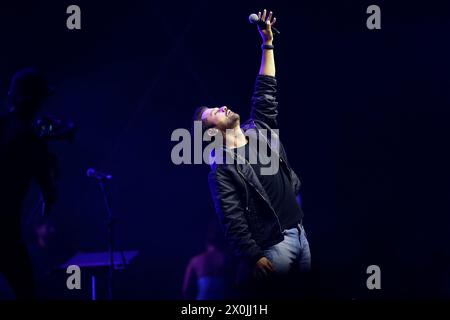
top-left (0, 68), bottom-right (57, 299)
top-left (182, 220), bottom-right (233, 300)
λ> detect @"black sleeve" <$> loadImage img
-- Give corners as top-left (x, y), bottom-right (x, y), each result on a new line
top-left (208, 168), bottom-right (264, 265)
top-left (250, 75), bottom-right (279, 129)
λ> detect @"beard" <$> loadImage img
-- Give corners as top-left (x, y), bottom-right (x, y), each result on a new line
top-left (225, 112), bottom-right (240, 129)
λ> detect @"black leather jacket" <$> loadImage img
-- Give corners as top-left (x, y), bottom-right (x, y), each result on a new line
top-left (208, 75), bottom-right (303, 265)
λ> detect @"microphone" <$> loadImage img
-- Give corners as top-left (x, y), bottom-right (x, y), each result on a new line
top-left (248, 13), bottom-right (280, 35)
top-left (86, 168), bottom-right (113, 181)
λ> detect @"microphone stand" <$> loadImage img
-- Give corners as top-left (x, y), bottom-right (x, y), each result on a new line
top-left (97, 180), bottom-right (114, 300)
top-left (89, 169), bottom-right (127, 300)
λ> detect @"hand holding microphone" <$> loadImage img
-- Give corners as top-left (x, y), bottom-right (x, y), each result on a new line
top-left (249, 9), bottom-right (280, 40)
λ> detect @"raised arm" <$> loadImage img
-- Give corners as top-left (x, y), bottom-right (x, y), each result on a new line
top-left (258, 9), bottom-right (276, 76)
top-left (251, 9), bottom-right (279, 129)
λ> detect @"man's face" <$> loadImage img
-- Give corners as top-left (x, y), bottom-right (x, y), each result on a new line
top-left (201, 106), bottom-right (240, 131)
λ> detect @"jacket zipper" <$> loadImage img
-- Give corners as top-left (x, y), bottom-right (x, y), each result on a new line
top-left (236, 164), bottom-right (284, 236)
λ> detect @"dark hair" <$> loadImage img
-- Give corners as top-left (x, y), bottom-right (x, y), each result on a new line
top-left (8, 67), bottom-right (53, 113)
top-left (191, 106), bottom-right (212, 136)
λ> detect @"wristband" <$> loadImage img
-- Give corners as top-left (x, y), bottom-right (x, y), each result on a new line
top-left (261, 44), bottom-right (274, 50)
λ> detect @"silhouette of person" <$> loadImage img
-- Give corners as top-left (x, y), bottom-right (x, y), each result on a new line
top-left (0, 68), bottom-right (57, 299)
top-left (182, 221), bottom-right (233, 300)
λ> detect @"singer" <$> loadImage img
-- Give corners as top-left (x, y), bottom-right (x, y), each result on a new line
top-left (192, 10), bottom-right (311, 299)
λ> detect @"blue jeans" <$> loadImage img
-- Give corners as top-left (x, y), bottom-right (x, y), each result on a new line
top-left (235, 224), bottom-right (311, 299)
top-left (263, 224), bottom-right (311, 274)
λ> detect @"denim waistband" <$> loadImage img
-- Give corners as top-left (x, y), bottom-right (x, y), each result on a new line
top-left (283, 223), bottom-right (302, 235)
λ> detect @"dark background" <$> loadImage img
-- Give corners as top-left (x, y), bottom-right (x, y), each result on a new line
top-left (0, 0), bottom-right (449, 299)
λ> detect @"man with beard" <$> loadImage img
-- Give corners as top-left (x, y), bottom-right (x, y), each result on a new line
top-left (192, 10), bottom-right (311, 298)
